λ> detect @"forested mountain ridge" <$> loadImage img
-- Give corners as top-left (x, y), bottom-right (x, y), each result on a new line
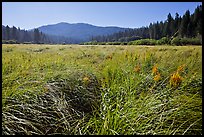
top-left (37, 22), bottom-right (128, 42)
top-left (2, 25), bottom-right (80, 44)
top-left (2, 23), bottom-right (128, 44)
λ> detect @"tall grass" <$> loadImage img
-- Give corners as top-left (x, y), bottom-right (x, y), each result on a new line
top-left (2, 44), bottom-right (202, 135)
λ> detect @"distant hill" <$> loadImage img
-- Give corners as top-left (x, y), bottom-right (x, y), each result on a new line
top-left (36, 22), bottom-right (129, 42)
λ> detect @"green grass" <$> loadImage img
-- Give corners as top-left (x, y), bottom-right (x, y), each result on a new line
top-left (2, 44), bottom-right (202, 135)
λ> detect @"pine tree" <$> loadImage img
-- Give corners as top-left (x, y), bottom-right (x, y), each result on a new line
top-left (163, 21), bottom-right (170, 38)
top-left (2, 26), bottom-right (6, 40)
top-left (167, 13), bottom-right (174, 37)
top-left (194, 5), bottom-right (202, 36)
top-left (179, 10), bottom-right (190, 37)
top-left (174, 13), bottom-right (180, 33)
top-left (5, 25), bottom-right (10, 40)
top-left (34, 28), bottom-right (40, 43)
top-left (149, 23), bottom-right (154, 39)
top-left (12, 26), bottom-right (17, 41)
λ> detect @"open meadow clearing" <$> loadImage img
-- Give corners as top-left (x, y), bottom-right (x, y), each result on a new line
top-left (2, 44), bottom-right (202, 135)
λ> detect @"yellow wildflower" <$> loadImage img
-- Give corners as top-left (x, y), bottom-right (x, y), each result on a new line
top-left (152, 64), bottom-right (158, 75)
top-left (170, 72), bottom-right (183, 87)
top-left (177, 64), bottom-right (185, 72)
top-left (154, 73), bottom-right (161, 81)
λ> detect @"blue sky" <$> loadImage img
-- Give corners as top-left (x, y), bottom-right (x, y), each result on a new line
top-left (2, 2), bottom-right (202, 30)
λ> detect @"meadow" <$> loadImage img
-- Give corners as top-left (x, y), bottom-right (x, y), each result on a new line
top-left (2, 44), bottom-right (202, 135)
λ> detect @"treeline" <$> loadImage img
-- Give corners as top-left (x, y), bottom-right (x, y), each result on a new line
top-left (2, 25), bottom-right (80, 44)
top-left (2, 26), bottom-right (51, 44)
top-left (80, 37), bottom-right (201, 46)
top-left (92, 5), bottom-right (202, 43)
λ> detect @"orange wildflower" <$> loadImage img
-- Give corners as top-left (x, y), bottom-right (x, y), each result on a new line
top-left (170, 72), bottom-right (183, 87)
top-left (177, 64), bottom-right (185, 72)
top-left (152, 64), bottom-right (158, 75)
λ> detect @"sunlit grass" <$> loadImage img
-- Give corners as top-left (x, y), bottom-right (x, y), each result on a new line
top-left (2, 44), bottom-right (202, 135)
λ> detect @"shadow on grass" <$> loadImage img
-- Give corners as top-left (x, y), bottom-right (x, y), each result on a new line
top-left (2, 70), bottom-right (102, 135)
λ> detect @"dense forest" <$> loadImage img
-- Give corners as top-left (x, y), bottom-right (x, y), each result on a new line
top-left (91, 5), bottom-right (202, 43)
top-left (2, 5), bottom-right (202, 45)
top-left (2, 26), bottom-right (79, 44)
top-left (2, 26), bottom-right (50, 44)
